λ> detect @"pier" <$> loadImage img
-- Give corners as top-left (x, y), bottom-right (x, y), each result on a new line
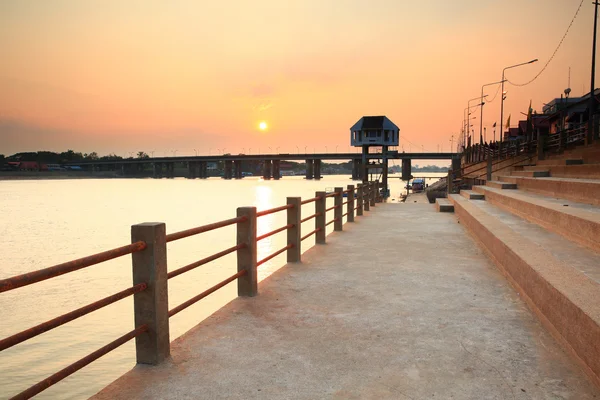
top-left (93, 202), bottom-right (597, 399)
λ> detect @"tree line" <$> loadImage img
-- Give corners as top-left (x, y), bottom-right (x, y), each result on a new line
top-left (0, 150), bottom-right (150, 165)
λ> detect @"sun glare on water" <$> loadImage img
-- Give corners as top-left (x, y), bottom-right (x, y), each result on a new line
top-left (259, 121), bottom-right (268, 131)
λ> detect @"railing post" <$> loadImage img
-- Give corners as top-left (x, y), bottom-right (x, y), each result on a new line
top-left (364, 184), bottom-right (370, 212)
top-left (357, 184), bottom-right (364, 216)
top-left (486, 156), bottom-right (492, 181)
top-left (237, 207), bottom-right (257, 297)
top-left (370, 182), bottom-right (376, 207)
top-left (131, 222), bottom-right (170, 365)
top-left (537, 132), bottom-right (546, 161)
top-left (315, 191), bottom-right (326, 244)
top-left (347, 185), bottom-right (355, 222)
top-left (334, 187), bottom-right (343, 231)
top-left (286, 197), bottom-right (301, 263)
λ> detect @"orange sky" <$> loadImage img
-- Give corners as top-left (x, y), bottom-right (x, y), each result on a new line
top-left (0, 0), bottom-right (596, 156)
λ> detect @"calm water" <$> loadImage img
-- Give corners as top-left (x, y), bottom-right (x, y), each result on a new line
top-left (0, 173), bottom-right (443, 400)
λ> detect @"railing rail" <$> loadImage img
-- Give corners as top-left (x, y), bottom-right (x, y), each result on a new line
top-left (1, 181), bottom-right (383, 399)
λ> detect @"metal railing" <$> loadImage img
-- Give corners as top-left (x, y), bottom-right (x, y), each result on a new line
top-left (0, 181), bottom-right (382, 399)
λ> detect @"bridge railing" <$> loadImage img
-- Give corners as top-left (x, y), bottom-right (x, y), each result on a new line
top-left (0, 181), bottom-right (382, 399)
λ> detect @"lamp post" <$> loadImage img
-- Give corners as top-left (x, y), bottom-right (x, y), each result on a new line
top-left (480, 80), bottom-right (506, 145)
top-left (500, 59), bottom-right (538, 142)
top-left (464, 96), bottom-right (486, 148)
top-left (589, 1), bottom-right (599, 143)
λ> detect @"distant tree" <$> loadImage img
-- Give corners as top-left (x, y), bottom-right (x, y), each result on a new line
top-left (60, 150), bottom-right (84, 162)
top-left (137, 151), bottom-right (149, 159)
top-left (85, 152), bottom-right (99, 160)
top-left (100, 153), bottom-right (123, 161)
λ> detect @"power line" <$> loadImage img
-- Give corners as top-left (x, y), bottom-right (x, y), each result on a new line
top-left (507, 0), bottom-right (584, 87)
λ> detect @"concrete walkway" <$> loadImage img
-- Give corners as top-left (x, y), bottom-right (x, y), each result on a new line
top-left (92, 204), bottom-right (599, 400)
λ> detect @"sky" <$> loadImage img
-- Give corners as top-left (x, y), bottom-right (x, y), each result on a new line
top-left (0, 0), bottom-right (596, 157)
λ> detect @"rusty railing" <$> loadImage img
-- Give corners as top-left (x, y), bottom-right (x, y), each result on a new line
top-left (0, 181), bottom-right (380, 399)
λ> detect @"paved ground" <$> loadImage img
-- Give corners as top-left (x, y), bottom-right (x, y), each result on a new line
top-left (92, 203), bottom-right (600, 400)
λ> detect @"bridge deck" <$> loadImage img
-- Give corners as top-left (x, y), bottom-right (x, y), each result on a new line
top-left (92, 204), bottom-right (599, 399)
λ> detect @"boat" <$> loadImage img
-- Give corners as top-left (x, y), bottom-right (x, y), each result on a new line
top-left (411, 178), bottom-right (425, 193)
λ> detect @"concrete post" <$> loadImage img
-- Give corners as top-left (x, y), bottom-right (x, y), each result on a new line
top-left (537, 131), bottom-right (547, 161)
top-left (363, 183), bottom-right (370, 212)
top-left (486, 156), bottom-right (492, 181)
top-left (334, 187), bottom-right (343, 231)
top-left (375, 180), bottom-right (380, 203)
top-left (356, 184), bottom-right (364, 216)
top-left (315, 191), bottom-right (326, 244)
top-left (131, 222), bottom-right (170, 365)
top-left (370, 182), bottom-right (376, 207)
top-left (286, 197), bottom-right (301, 262)
top-left (447, 171), bottom-right (453, 194)
top-left (236, 207), bottom-right (257, 297)
top-left (347, 185), bottom-right (355, 222)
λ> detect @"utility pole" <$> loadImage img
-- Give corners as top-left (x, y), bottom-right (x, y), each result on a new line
top-left (589, 1), bottom-right (599, 143)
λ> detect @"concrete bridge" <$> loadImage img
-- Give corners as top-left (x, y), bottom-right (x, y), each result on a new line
top-left (66, 151), bottom-right (460, 185)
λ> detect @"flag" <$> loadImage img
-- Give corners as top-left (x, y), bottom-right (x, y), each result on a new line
top-left (527, 100), bottom-right (532, 120)
top-left (505, 114), bottom-right (511, 129)
top-left (526, 100), bottom-right (533, 139)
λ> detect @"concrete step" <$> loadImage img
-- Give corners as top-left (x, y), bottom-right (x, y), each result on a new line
top-left (524, 164), bottom-right (600, 179)
top-left (449, 193), bottom-right (600, 387)
top-left (498, 176), bottom-right (518, 184)
top-left (435, 198), bottom-right (454, 212)
top-left (460, 190), bottom-right (484, 200)
top-left (510, 170), bottom-right (550, 177)
top-left (536, 158), bottom-right (584, 166)
top-left (472, 185), bottom-right (600, 253)
top-left (493, 176), bottom-right (600, 206)
top-left (485, 180), bottom-right (517, 189)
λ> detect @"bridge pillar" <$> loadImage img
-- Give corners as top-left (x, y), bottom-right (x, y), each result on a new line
top-left (273, 160), bottom-right (280, 180)
top-left (314, 159), bottom-right (322, 180)
top-left (401, 159), bottom-right (412, 181)
top-left (187, 162), bottom-right (196, 179)
top-left (263, 160), bottom-right (272, 179)
top-left (305, 159), bottom-right (314, 180)
top-left (224, 160), bottom-right (233, 179)
top-left (121, 164), bottom-right (125, 177)
top-left (234, 160), bottom-right (243, 179)
top-left (199, 162), bottom-right (207, 179)
top-left (167, 163), bottom-right (175, 179)
top-left (352, 159), bottom-right (362, 181)
top-left (382, 146), bottom-right (389, 199)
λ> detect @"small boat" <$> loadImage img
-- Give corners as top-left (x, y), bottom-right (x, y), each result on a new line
top-left (411, 178), bottom-right (425, 193)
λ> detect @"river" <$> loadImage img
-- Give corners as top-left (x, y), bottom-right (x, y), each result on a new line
top-left (0, 173), bottom-right (444, 399)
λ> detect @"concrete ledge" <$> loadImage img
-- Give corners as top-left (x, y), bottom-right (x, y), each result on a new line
top-left (435, 198), bottom-right (454, 212)
top-left (460, 190), bottom-right (484, 200)
top-left (486, 181), bottom-right (517, 189)
top-left (537, 158), bottom-right (584, 166)
top-left (498, 176), bottom-right (518, 184)
top-left (504, 176), bottom-right (600, 206)
top-left (524, 164), bottom-right (600, 179)
top-left (510, 170), bottom-right (550, 177)
top-left (449, 194), bottom-right (600, 389)
top-left (472, 186), bottom-right (600, 253)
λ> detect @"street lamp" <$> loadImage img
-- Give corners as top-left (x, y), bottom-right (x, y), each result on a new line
top-left (304, 146), bottom-right (308, 153)
top-left (296, 145), bottom-right (299, 154)
top-left (172, 150), bottom-right (178, 156)
top-left (500, 59), bottom-right (538, 142)
top-left (464, 96), bottom-right (486, 148)
top-left (335, 145), bottom-right (339, 153)
top-left (193, 149), bottom-right (198, 156)
top-left (276, 146), bottom-right (280, 153)
top-left (480, 80), bottom-right (506, 145)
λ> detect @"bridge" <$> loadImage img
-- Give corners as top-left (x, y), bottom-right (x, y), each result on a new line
top-left (66, 151), bottom-right (460, 194)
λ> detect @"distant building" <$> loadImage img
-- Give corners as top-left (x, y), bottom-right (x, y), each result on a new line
top-left (350, 116), bottom-right (399, 147)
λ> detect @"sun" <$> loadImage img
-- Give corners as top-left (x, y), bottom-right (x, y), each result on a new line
top-left (259, 121), bottom-right (268, 131)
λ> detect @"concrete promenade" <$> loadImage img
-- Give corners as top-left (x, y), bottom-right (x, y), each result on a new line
top-left (93, 204), bottom-right (599, 399)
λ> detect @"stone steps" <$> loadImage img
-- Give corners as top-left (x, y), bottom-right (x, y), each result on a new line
top-left (485, 180), bottom-right (517, 189)
top-left (510, 170), bottom-right (550, 177)
top-left (448, 193), bottom-right (600, 387)
top-left (472, 185), bottom-right (600, 253)
top-left (523, 164), bottom-right (600, 179)
top-left (491, 176), bottom-right (600, 206)
top-left (536, 158), bottom-right (584, 166)
top-left (460, 190), bottom-right (484, 200)
top-left (435, 198), bottom-right (454, 212)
